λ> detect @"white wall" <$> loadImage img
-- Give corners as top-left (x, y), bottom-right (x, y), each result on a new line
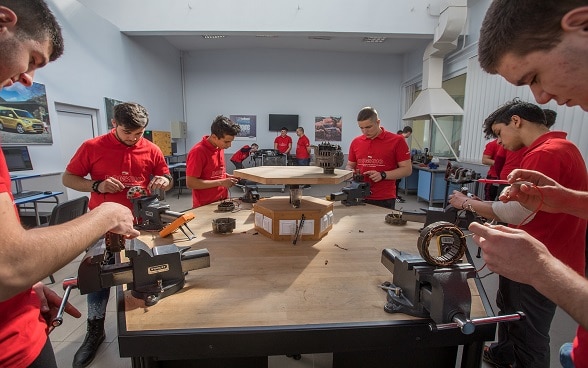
top-left (23, 0), bottom-right (183, 175)
top-left (182, 48), bottom-right (404, 154)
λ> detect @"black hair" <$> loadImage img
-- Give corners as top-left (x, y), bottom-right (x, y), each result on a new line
top-left (483, 98), bottom-right (547, 138)
top-left (211, 115), bottom-right (241, 138)
top-left (113, 102), bottom-right (149, 129)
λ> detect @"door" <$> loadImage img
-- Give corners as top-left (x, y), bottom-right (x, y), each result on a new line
top-left (56, 104), bottom-right (98, 200)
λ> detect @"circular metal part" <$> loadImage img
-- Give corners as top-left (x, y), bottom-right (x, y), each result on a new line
top-left (217, 201), bottom-right (235, 212)
top-left (385, 210), bottom-right (407, 226)
top-left (104, 232), bottom-right (126, 252)
top-left (417, 221), bottom-right (466, 266)
top-left (212, 217), bottom-right (236, 234)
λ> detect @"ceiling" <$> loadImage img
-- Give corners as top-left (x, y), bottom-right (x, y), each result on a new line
top-left (134, 32), bottom-right (433, 55)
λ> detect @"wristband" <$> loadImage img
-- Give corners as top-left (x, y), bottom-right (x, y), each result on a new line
top-left (461, 199), bottom-right (469, 210)
top-left (92, 180), bottom-right (104, 193)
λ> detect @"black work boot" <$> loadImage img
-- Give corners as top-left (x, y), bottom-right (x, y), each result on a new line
top-left (73, 318), bottom-right (105, 368)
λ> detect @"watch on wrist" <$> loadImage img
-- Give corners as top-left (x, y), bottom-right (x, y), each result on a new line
top-left (92, 180), bottom-right (104, 193)
top-left (162, 174), bottom-right (173, 184)
top-left (380, 171), bottom-right (387, 180)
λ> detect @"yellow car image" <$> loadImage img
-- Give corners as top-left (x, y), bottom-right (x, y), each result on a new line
top-left (0, 106), bottom-right (45, 134)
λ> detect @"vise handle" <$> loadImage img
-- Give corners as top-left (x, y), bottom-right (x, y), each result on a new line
top-left (430, 311), bottom-right (525, 335)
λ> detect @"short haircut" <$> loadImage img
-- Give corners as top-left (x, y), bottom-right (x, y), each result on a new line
top-left (211, 115), bottom-right (240, 138)
top-left (543, 109), bottom-right (557, 128)
top-left (402, 126), bottom-right (413, 134)
top-left (357, 106), bottom-right (378, 122)
top-left (251, 143), bottom-right (259, 148)
top-left (113, 102), bottom-right (149, 129)
top-left (482, 98), bottom-right (547, 139)
top-left (280, 127), bottom-right (288, 132)
top-left (4, 0), bottom-right (65, 61)
top-left (478, 0), bottom-right (582, 74)
top-left (297, 127), bottom-right (304, 133)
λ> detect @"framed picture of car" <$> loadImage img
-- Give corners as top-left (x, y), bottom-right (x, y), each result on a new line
top-left (0, 82), bottom-right (52, 145)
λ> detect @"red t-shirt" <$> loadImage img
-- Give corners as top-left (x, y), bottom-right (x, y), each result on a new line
top-left (187, 136), bottom-right (228, 208)
top-left (274, 135), bottom-right (292, 154)
top-left (0, 151), bottom-right (47, 368)
top-left (230, 145), bottom-right (252, 163)
top-left (518, 131), bottom-right (587, 274)
top-left (65, 129), bottom-right (170, 211)
top-left (496, 145), bottom-right (527, 181)
top-left (573, 326), bottom-right (588, 368)
top-left (296, 135), bottom-right (310, 159)
top-left (483, 139), bottom-right (500, 177)
top-left (348, 127), bottom-right (411, 200)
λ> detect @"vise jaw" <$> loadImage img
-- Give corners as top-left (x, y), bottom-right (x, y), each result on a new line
top-left (78, 238), bottom-right (210, 306)
top-left (381, 248), bottom-right (476, 334)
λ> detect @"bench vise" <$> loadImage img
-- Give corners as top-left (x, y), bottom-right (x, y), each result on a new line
top-left (76, 233), bottom-right (210, 306)
top-left (381, 248), bottom-right (524, 334)
top-left (131, 195), bottom-right (195, 239)
top-left (326, 173), bottom-right (371, 206)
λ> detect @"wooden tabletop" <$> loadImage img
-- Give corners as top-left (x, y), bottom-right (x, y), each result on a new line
top-left (233, 166), bottom-right (353, 185)
top-left (121, 200), bottom-right (486, 333)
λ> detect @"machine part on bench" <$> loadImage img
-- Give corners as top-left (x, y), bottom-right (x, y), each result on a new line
top-left (326, 171), bottom-right (371, 206)
top-left (212, 217), bottom-right (236, 234)
top-left (218, 200), bottom-right (236, 212)
top-left (385, 210), bottom-right (407, 225)
top-left (313, 142), bottom-right (344, 174)
top-left (131, 195), bottom-right (196, 240)
top-left (417, 221), bottom-right (466, 266)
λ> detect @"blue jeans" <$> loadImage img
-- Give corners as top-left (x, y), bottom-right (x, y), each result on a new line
top-left (560, 342), bottom-right (575, 368)
top-left (87, 250), bottom-right (114, 320)
top-left (297, 158), bottom-right (310, 166)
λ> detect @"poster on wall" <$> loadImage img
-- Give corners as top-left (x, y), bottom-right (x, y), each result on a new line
top-left (104, 97), bottom-right (124, 133)
top-left (230, 115), bottom-right (257, 139)
top-left (314, 116), bottom-right (342, 142)
top-left (0, 82), bottom-right (52, 145)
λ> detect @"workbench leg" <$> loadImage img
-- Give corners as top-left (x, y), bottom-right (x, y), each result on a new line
top-left (460, 340), bottom-right (484, 368)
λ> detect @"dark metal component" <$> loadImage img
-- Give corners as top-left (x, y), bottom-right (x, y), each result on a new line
top-left (48, 276), bottom-right (79, 334)
top-left (327, 172), bottom-right (371, 206)
top-left (212, 217), bottom-right (236, 233)
top-left (292, 214), bottom-right (305, 245)
top-left (381, 248), bottom-right (476, 332)
top-left (77, 237), bottom-right (210, 306)
top-left (313, 142), bottom-right (344, 174)
top-left (105, 232), bottom-right (125, 252)
top-left (132, 195), bottom-right (172, 230)
top-left (417, 221), bottom-right (466, 266)
top-left (218, 201), bottom-right (236, 212)
top-left (432, 312), bottom-right (526, 334)
top-left (237, 183), bottom-right (260, 203)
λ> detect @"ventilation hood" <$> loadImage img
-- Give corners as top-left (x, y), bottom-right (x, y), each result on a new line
top-left (403, 0), bottom-right (466, 121)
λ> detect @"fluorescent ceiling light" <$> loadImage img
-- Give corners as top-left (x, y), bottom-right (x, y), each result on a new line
top-left (202, 35), bottom-right (226, 39)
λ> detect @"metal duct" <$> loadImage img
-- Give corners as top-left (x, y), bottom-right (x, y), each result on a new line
top-left (403, 0), bottom-right (467, 120)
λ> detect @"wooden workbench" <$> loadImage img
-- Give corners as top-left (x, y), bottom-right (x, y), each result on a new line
top-left (117, 200), bottom-right (495, 367)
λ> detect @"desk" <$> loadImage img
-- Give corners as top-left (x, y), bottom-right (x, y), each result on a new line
top-left (10, 174), bottom-right (62, 226)
top-left (116, 201), bottom-right (496, 367)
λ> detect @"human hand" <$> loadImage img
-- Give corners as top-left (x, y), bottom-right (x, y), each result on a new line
top-left (364, 170), bottom-right (384, 182)
top-left (501, 169), bottom-right (565, 213)
top-left (220, 177), bottom-right (239, 189)
top-left (96, 202), bottom-right (140, 238)
top-left (100, 177), bottom-right (125, 193)
top-left (32, 282), bottom-right (81, 331)
top-left (468, 222), bottom-right (549, 284)
top-left (448, 191), bottom-right (469, 209)
top-left (147, 175), bottom-right (171, 191)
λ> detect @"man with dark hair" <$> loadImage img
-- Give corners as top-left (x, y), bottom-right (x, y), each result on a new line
top-left (345, 107), bottom-right (412, 209)
top-left (395, 126), bottom-right (412, 203)
top-left (473, 2), bottom-right (588, 367)
top-left (295, 127), bottom-right (311, 166)
top-left (448, 99), bottom-right (587, 368)
top-left (230, 143), bottom-right (258, 170)
top-left (274, 127), bottom-right (292, 155)
top-left (186, 115), bottom-right (241, 208)
top-left (63, 102), bottom-right (173, 368)
top-left (0, 2), bottom-right (139, 367)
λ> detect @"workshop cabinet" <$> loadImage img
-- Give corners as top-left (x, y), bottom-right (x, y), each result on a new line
top-left (144, 130), bottom-right (172, 156)
top-left (417, 168), bottom-right (460, 206)
top-left (399, 169), bottom-right (419, 194)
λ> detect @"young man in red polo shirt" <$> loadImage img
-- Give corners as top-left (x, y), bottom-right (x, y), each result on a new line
top-left (346, 107), bottom-right (412, 209)
top-left (274, 127), bottom-right (292, 155)
top-left (186, 115), bottom-right (241, 208)
top-left (230, 143), bottom-right (258, 170)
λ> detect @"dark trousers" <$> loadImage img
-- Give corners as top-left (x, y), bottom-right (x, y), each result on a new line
top-left (29, 337), bottom-right (57, 368)
top-left (365, 198), bottom-right (396, 210)
top-left (231, 160), bottom-right (244, 170)
top-left (489, 276), bottom-right (556, 368)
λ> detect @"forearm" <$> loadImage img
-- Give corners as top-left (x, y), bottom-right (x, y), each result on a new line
top-left (186, 176), bottom-right (222, 189)
top-left (0, 201), bottom-right (123, 301)
top-left (532, 256), bottom-right (588, 330)
top-left (62, 171), bottom-right (93, 192)
top-left (460, 199), bottom-right (499, 221)
top-left (560, 189), bottom-right (588, 219)
top-left (385, 165), bottom-right (412, 181)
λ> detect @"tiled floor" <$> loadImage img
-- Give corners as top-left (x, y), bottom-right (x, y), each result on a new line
top-left (46, 182), bottom-right (577, 367)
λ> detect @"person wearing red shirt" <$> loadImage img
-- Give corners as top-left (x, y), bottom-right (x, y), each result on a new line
top-left (274, 127), bottom-right (292, 155)
top-left (63, 102), bottom-right (173, 368)
top-left (186, 115), bottom-right (241, 208)
top-left (230, 143), bottom-right (258, 170)
top-left (0, 3), bottom-right (139, 368)
top-left (295, 127), bottom-right (311, 166)
top-left (482, 139), bottom-right (500, 200)
top-left (449, 99), bottom-right (587, 368)
top-left (346, 107), bottom-right (412, 209)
